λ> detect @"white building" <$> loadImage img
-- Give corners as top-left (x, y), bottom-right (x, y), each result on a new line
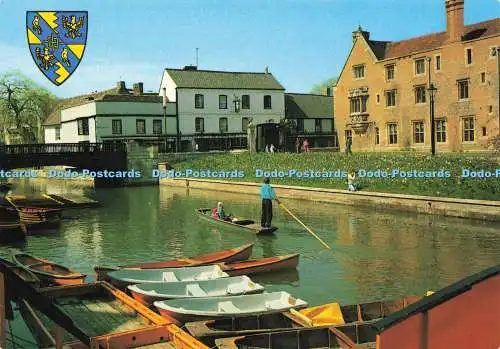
top-left (159, 66), bottom-right (285, 151)
top-left (44, 81), bottom-right (176, 146)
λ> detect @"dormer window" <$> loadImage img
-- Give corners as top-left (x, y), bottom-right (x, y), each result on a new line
top-left (353, 65), bottom-right (365, 79)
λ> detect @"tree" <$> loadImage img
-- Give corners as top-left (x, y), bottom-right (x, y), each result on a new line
top-left (310, 77), bottom-right (338, 95)
top-left (0, 70), bottom-right (58, 144)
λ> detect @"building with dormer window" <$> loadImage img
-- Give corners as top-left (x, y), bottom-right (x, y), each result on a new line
top-left (334, 0), bottom-right (499, 152)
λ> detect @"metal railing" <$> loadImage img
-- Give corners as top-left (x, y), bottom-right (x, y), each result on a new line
top-left (0, 142), bottom-right (127, 155)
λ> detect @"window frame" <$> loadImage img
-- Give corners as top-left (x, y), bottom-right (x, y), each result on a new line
top-left (435, 54), bottom-right (441, 72)
top-left (136, 119), bottom-right (146, 135)
top-left (415, 85), bottom-right (427, 104)
top-left (465, 48), bottom-right (473, 65)
top-left (375, 127), bottom-right (379, 145)
top-left (458, 79), bottom-right (469, 100)
top-left (153, 119), bottom-right (163, 135)
top-left (315, 119), bottom-right (322, 133)
top-left (385, 89), bottom-right (396, 108)
top-left (462, 117), bottom-right (475, 143)
top-left (353, 64), bottom-right (365, 79)
top-left (412, 121), bottom-right (425, 144)
top-left (77, 118), bottom-right (89, 136)
top-left (55, 126), bottom-right (61, 140)
top-left (195, 94), bottom-right (204, 109)
top-left (195, 117), bottom-right (204, 133)
top-left (415, 58), bottom-right (426, 75)
top-left (111, 119), bottom-right (122, 135)
top-left (241, 95), bottom-right (250, 109)
top-left (241, 117), bottom-right (250, 133)
top-left (219, 95), bottom-right (228, 109)
top-left (387, 123), bottom-right (398, 145)
top-left (263, 95), bottom-right (272, 109)
top-left (219, 117), bottom-right (228, 133)
top-left (435, 119), bottom-right (447, 143)
top-left (385, 64), bottom-right (395, 81)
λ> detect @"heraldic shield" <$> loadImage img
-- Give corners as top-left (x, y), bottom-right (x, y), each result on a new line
top-left (26, 11), bottom-right (88, 86)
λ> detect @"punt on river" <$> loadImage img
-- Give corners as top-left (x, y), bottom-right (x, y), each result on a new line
top-left (196, 208), bottom-right (278, 234)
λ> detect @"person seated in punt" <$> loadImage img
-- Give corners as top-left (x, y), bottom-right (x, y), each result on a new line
top-left (214, 202), bottom-right (234, 222)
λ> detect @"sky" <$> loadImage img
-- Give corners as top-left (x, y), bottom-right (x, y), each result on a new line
top-left (0, 0), bottom-right (498, 98)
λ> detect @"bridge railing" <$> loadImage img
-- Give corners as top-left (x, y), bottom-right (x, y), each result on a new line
top-left (0, 143), bottom-right (127, 155)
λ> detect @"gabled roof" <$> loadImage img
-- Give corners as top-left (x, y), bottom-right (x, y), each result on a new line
top-left (165, 68), bottom-right (285, 90)
top-left (369, 18), bottom-right (500, 61)
top-left (374, 264), bottom-right (500, 332)
top-left (43, 87), bottom-right (161, 126)
top-left (285, 93), bottom-right (333, 119)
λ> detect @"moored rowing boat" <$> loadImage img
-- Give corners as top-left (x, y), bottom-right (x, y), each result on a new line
top-left (128, 276), bottom-right (265, 305)
top-left (11, 249), bottom-right (86, 286)
top-left (154, 291), bottom-right (308, 323)
top-left (94, 243), bottom-right (254, 281)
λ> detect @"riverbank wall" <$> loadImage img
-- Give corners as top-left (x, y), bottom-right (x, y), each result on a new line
top-left (159, 177), bottom-right (500, 222)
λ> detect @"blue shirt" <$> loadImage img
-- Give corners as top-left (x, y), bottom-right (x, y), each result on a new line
top-left (260, 184), bottom-right (277, 200)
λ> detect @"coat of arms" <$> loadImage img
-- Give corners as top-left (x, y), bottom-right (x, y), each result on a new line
top-left (26, 11), bottom-right (88, 86)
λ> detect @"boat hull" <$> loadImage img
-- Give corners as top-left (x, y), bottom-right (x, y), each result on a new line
top-left (0, 221), bottom-right (26, 243)
top-left (224, 254), bottom-right (300, 276)
top-left (197, 208), bottom-right (277, 235)
top-left (94, 243), bottom-right (254, 282)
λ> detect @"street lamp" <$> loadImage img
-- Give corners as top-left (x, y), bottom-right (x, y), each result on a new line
top-left (233, 95), bottom-right (241, 113)
top-left (162, 87), bottom-right (168, 152)
top-left (496, 46), bottom-right (500, 136)
top-left (427, 57), bottom-right (437, 156)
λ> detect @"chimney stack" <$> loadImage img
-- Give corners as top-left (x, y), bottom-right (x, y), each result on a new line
top-left (264, 66), bottom-right (269, 74)
top-left (116, 81), bottom-right (128, 94)
top-left (133, 82), bottom-right (144, 95)
top-left (352, 25), bottom-right (370, 44)
top-left (446, 0), bottom-right (464, 42)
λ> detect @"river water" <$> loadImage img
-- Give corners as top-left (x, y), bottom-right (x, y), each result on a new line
top-left (2, 179), bottom-right (500, 347)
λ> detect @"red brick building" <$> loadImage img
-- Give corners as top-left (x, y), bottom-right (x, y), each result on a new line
top-left (334, 0), bottom-right (500, 152)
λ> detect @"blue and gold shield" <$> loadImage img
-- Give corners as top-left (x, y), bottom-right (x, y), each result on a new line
top-left (26, 11), bottom-right (88, 86)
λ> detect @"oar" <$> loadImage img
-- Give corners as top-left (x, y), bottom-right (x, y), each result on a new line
top-left (278, 202), bottom-right (331, 250)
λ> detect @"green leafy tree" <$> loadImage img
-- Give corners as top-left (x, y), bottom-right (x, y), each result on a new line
top-left (310, 77), bottom-right (338, 95)
top-left (0, 70), bottom-right (58, 144)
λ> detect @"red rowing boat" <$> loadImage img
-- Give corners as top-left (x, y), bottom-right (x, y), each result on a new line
top-left (95, 243), bottom-right (253, 281)
top-left (221, 254), bottom-right (300, 276)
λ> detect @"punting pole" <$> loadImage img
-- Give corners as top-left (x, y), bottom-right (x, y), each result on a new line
top-left (0, 271), bottom-right (5, 349)
top-left (55, 325), bottom-right (64, 349)
top-left (279, 203), bottom-right (331, 250)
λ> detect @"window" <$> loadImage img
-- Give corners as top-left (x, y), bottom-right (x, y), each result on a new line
top-left (263, 95), bottom-right (272, 109)
top-left (353, 65), bottom-right (365, 79)
top-left (345, 130), bottom-right (352, 143)
top-left (195, 94), bottom-right (204, 108)
top-left (242, 95), bottom-right (250, 109)
top-left (385, 90), bottom-right (396, 107)
top-left (376, 94), bottom-right (380, 104)
top-left (297, 119), bottom-right (304, 133)
top-left (77, 119), bottom-right (89, 135)
top-left (387, 123), bottom-right (397, 144)
top-left (112, 119), bottom-right (122, 134)
top-left (435, 119), bottom-right (447, 143)
top-left (219, 117), bottom-right (228, 133)
top-left (326, 87), bottom-right (332, 96)
top-left (242, 117), bottom-right (250, 133)
top-left (386, 64), bottom-right (395, 81)
top-left (195, 117), bottom-right (204, 132)
top-left (462, 117), bottom-right (474, 142)
top-left (436, 55), bottom-right (441, 71)
top-left (466, 48), bottom-right (472, 65)
top-left (375, 127), bottom-right (379, 145)
top-left (481, 72), bottom-right (486, 84)
top-left (458, 79), bottom-right (469, 100)
top-left (491, 47), bottom-right (499, 58)
top-left (136, 119), bottom-right (146, 134)
top-left (413, 121), bottom-right (424, 144)
top-left (55, 126), bottom-right (61, 140)
top-left (490, 105), bottom-right (493, 113)
top-left (415, 59), bottom-right (425, 75)
top-left (315, 119), bottom-right (322, 133)
top-left (219, 95), bottom-right (227, 109)
top-left (349, 96), bottom-right (368, 113)
top-left (153, 120), bottom-right (162, 135)
top-left (415, 85), bottom-right (426, 104)
top-left (482, 127), bottom-right (487, 137)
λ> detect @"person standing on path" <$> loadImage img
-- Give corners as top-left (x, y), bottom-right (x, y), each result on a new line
top-left (260, 177), bottom-right (280, 227)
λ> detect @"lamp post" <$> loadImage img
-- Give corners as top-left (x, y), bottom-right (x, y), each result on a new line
top-left (162, 87), bottom-right (168, 152)
top-left (427, 58), bottom-right (437, 156)
top-left (496, 46), bottom-right (500, 136)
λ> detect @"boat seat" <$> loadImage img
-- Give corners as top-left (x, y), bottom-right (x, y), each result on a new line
top-left (161, 272), bottom-right (178, 282)
top-left (265, 300), bottom-right (284, 310)
top-left (217, 301), bottom-right (240, 313)
top-left (195, 271), bottom-right (214, 281)
top-left (186, 283), bottom-right (207, 297)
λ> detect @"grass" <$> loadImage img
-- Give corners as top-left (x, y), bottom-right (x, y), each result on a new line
top-left (168, 152), bottom-right (500, 201)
